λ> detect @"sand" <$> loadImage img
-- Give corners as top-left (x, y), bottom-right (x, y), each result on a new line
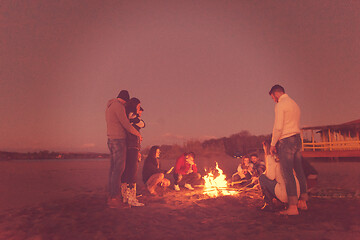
top-left (0, 156), bottom-right (359, 240)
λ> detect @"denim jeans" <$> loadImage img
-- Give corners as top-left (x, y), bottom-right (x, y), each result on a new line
top-left (107, 139), bottom-right (127, 198)
top-left (277, 134), bottom-right (307, 198)
top-left (259, 174), bottom-right (277, 199)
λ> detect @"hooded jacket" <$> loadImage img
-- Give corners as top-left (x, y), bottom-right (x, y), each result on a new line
top-left (105, 99), bottom-right (139, 139)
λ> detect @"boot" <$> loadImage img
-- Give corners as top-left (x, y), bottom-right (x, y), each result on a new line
top-left (127, 184), bottom-right (144, 207)
top-left (121, 183), bottom-right (128, 203)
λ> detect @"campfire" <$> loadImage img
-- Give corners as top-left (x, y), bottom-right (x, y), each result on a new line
top-left (202, 162), bottom-right (239, 197)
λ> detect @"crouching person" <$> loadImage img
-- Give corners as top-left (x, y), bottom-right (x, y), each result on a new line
top-left (259, 140), bottom-right (300, 212)
top-left (173, 152), bottom-right (202, 191)
top-left (142, 146), bottom-right (173, 195)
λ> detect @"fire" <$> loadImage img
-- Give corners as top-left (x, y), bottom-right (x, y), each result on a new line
top-left (203, 162), bottom-right (238, 197)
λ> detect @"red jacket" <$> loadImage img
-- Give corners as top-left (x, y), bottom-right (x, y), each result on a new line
top-left (174, 154), bottom-right (198, 175)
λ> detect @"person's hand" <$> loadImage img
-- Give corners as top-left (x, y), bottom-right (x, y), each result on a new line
top-left (166, 167), bottom-right (174, 174)
top-left (186, 158), bottom-right (194, 165)
top-left (270, 145), bottom-right (277, 155)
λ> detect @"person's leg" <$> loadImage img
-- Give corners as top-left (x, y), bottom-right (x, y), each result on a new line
top-left (278, 135), bottom-right (300, 215)
top-left (293, 136), bottom-right (308, 210)
top-left (259, 174), bottom-right (278, 211)
top-left (185, 172), bottom-right (201, 186)
top-left (173, 173), bottom-right (182, 185)
top-left (125, 148), bottom-right (139, 189)
top-left (160, 178), bottom-right (171, 188)
top-left (108, 139), bottom-right (115, 195)
top-left (146, 173), bottom-right (165, 194)
top-left (107, 139), bottom-right (127, 199)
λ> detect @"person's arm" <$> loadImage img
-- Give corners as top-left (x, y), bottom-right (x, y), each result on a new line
top-left (237, 164), bottom-right (242, 173)
top-left (264, 155), bottom-right (276, 180)
top-left (116, 104), bottom-right (142, 138)
top-left (271, 104), bottom-right (284, 154)
top-left (175, 155), bottom-right (185, 174)
top-left (192, 164), bottom-right (198, 173)
top-left (129, 113), bottom-right (145, 129)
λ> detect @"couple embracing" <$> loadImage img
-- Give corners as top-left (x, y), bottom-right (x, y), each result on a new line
top-left (105, 90), bottom-right (145, 208)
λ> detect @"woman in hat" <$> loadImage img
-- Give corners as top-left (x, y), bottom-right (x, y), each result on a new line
top-left (120, 97), bottom-right (145, 206)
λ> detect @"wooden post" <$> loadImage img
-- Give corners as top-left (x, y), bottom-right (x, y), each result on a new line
top-left (300, 130), bottom-right (304, 151)
top-left (312, 130), bottom-right (315, 151)
top-left (329, 129), bottom-right (332, 151)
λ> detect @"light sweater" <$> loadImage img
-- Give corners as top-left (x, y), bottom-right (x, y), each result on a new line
top-left (271, 94), bottom-right (301, 146)
top-left (105, 99), bottom-right (140, 139)
top-left (265, 155), bottom-right (300, 203)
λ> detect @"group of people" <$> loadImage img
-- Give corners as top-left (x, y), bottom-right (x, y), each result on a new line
top-left (105, 85), bottom-right (314, 215)
top-left (232, 153), bottom-right (266, 186)
top-left (142, 149), bottom-right (202, 195)
top-left (105, 90), bottom-right (145, 207)
top-left (105, 90), bottom-right (203, 208)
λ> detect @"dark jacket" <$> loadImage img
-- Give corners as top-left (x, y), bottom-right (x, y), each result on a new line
top-left (142, 157), bottom-right (166, 183)
top-left (126, 112), bottom-right (145, 149)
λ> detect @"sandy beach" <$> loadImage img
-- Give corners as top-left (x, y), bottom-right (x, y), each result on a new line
top-left (0, 155), bottom-right (359, 240)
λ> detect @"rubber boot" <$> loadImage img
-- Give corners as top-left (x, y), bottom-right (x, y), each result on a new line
top-left (127, 184), bottom-right (144, 207)
top-left (121, 183), bottom-right (128, 203)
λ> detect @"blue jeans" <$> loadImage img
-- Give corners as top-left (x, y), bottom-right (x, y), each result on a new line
top-left (278, 134), bottom-right (307, 199)
top-left (259, 174), bottom-right (277, 200)
top-left (107, 139), bottom-right (127, 198)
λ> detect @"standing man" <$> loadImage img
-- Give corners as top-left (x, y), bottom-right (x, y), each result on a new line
top-left (105, 90), bottom-right (142, 208)
top-left (269, 85), bottom-right (308, 215)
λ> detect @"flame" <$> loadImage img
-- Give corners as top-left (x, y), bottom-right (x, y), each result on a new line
top-left (203, 162), bottom-right (238, 197)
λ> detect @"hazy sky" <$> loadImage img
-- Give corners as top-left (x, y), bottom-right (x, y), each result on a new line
top-left (1, 0), bottom-right (359, 152)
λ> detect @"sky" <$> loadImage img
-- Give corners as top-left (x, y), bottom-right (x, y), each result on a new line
top-left (1, 0), bottom-right (359, 153)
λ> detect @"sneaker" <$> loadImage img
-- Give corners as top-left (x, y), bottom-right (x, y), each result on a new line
top-left (174, 184), bottom-right (180, 191)
top-left (184, 183), bottom-right (194, 190)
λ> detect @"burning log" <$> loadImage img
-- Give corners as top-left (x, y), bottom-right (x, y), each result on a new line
top-left (202, 162), bottom-right (239, 197)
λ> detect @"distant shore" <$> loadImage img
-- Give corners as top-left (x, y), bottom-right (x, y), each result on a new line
top-left (0, 150), bottom-right (109, 161)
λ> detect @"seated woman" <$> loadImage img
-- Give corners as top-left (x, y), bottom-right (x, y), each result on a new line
top-left (232, 155), bottom-right (254, 186)
top-left (259, 140), bottom-right (300, 212)
top-left (142, 146), bottom-right (173, 195)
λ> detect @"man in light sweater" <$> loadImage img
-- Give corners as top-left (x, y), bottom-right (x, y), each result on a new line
top-left (269, 85), bottom-right (308, 215)
top-left (105, 90), bottom-right (142, 208)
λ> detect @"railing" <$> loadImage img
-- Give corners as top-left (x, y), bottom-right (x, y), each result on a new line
top-left (302, 140), bottom-right (360, 151)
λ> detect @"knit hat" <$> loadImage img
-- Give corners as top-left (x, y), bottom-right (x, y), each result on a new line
top-left (117, 90), bottom-right (130, 102)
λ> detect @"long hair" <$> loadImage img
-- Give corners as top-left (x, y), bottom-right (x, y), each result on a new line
top-left (145, 145), bottom-right (160, 162)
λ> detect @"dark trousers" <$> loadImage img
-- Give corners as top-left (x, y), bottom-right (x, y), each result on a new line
top-left (173, 172), bottom-right (201, 186)
top-left (121, 148), bottom-right (139, 188)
